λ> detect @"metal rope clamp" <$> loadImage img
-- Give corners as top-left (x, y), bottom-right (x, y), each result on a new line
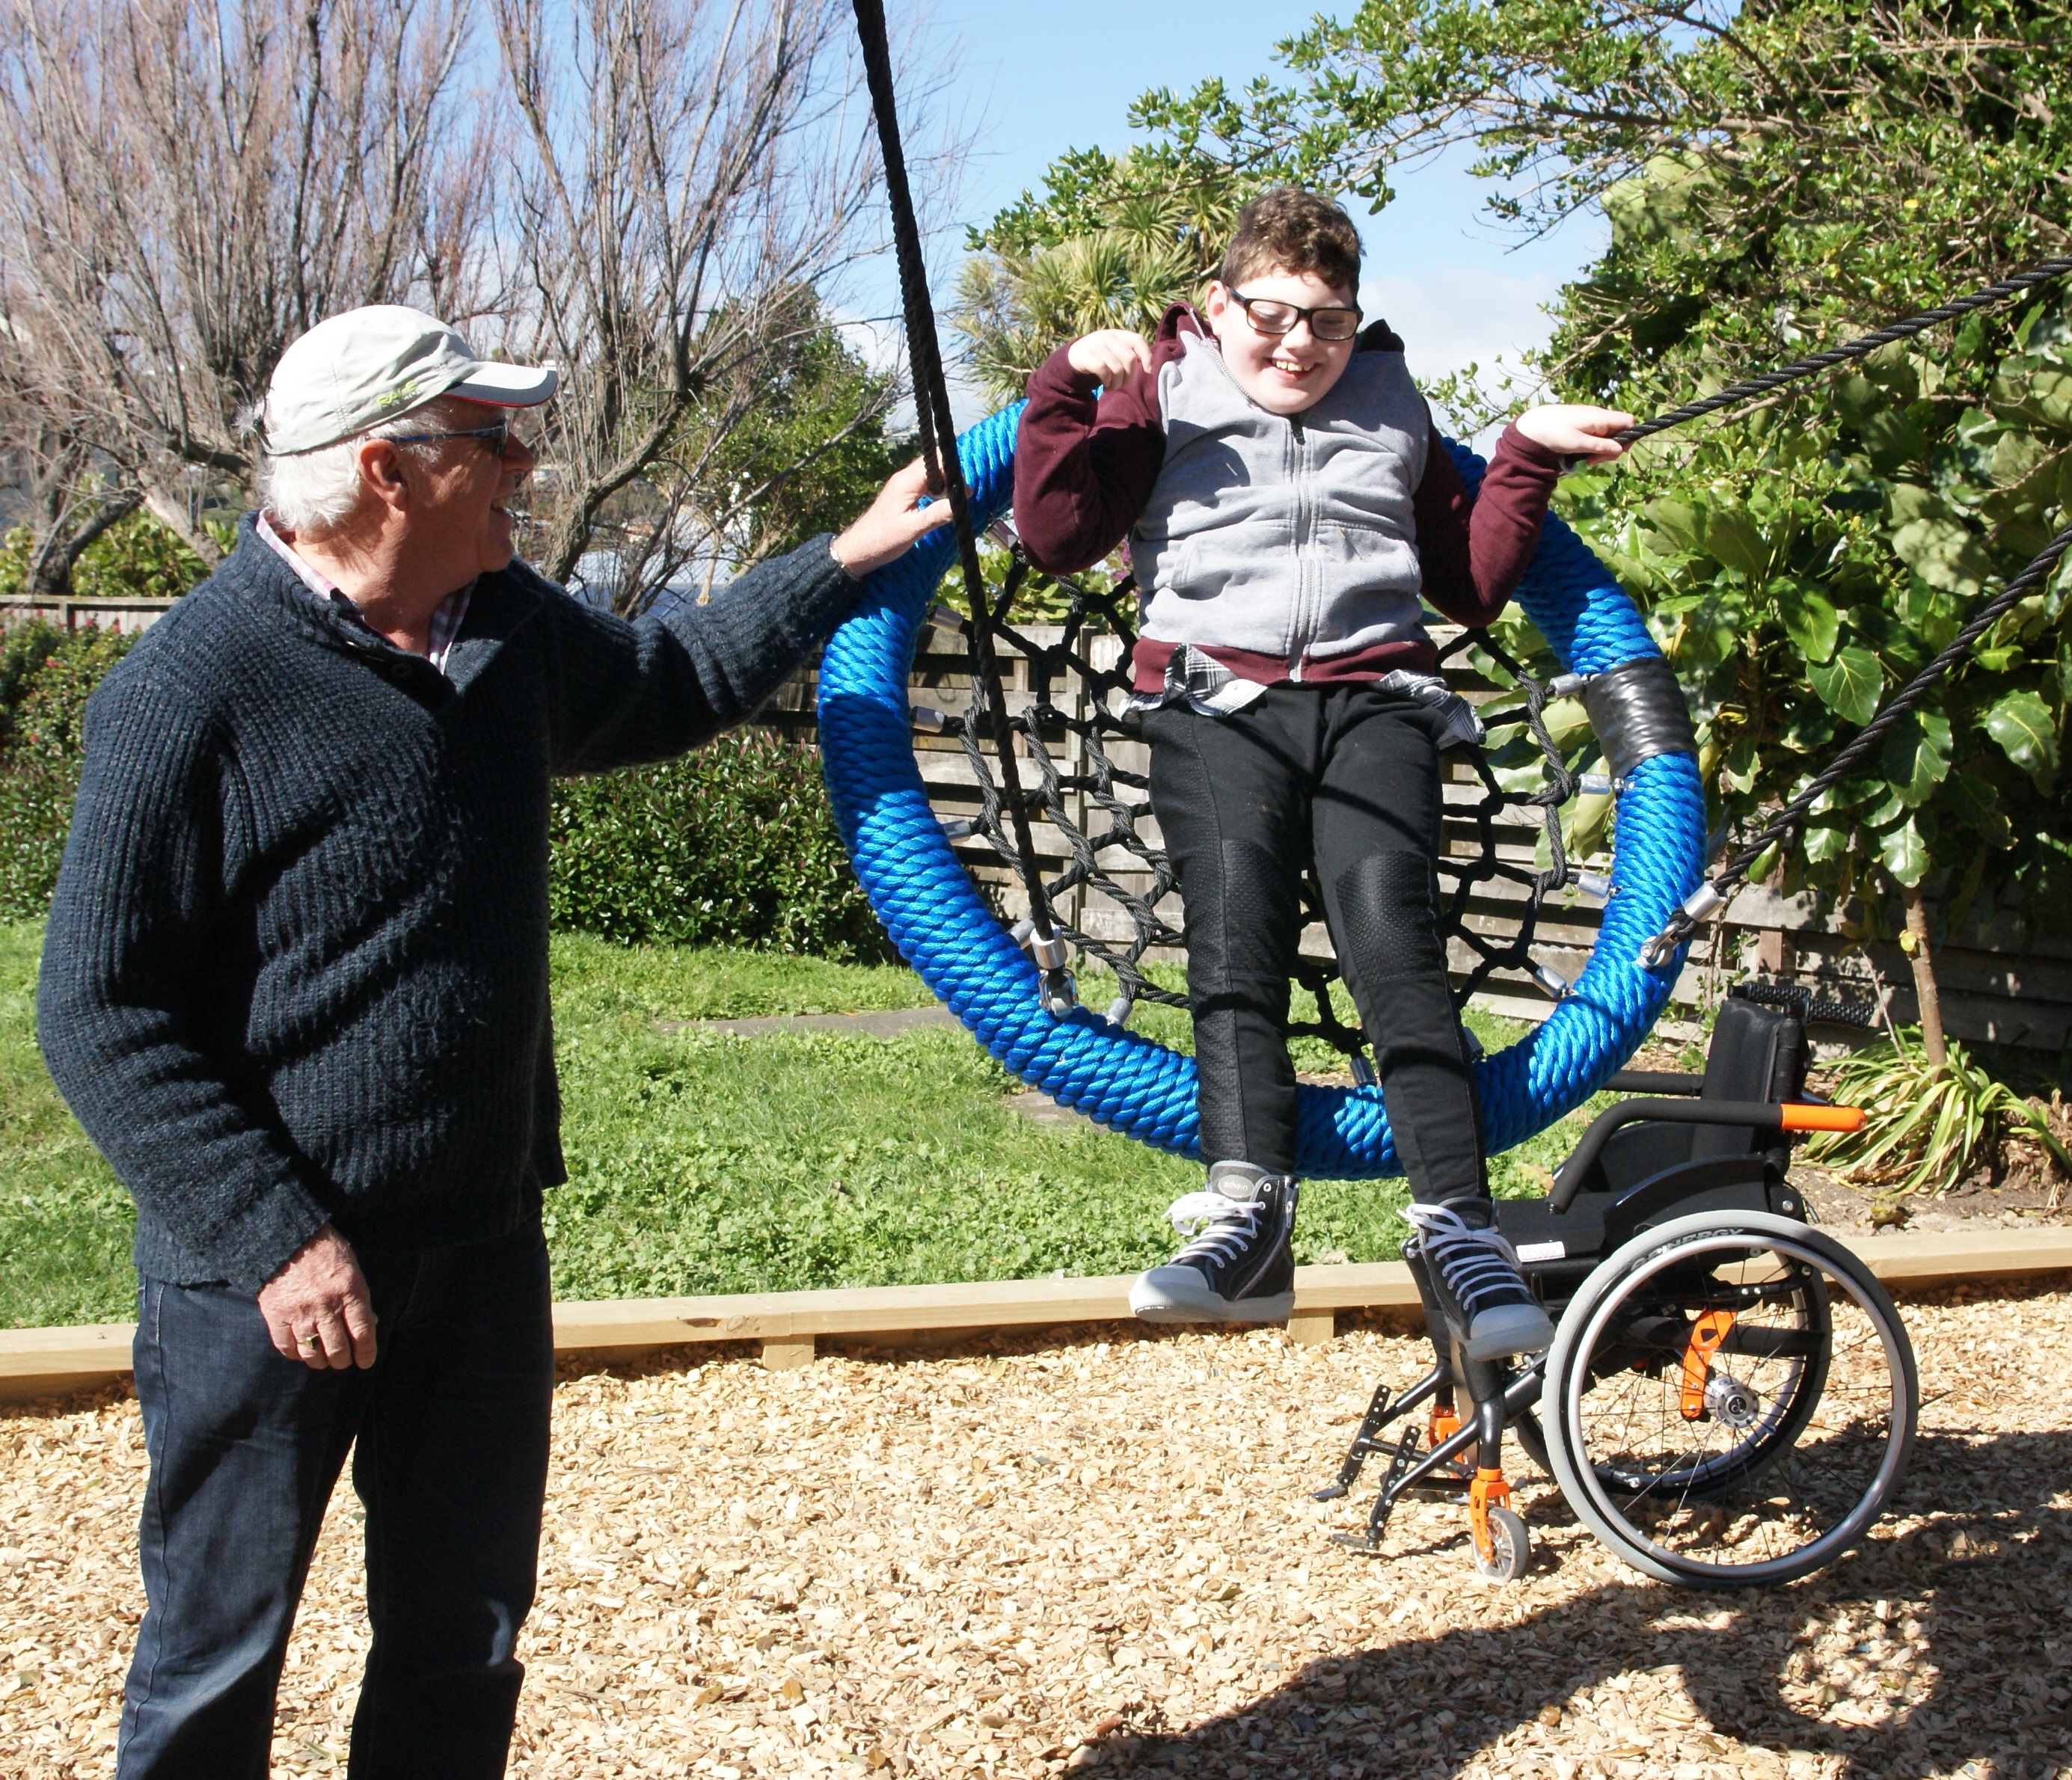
top-left (1011, 918), bottom-right (1078, 1016)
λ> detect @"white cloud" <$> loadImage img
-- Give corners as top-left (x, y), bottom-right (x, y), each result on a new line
top-left (831, 310), bottom-right (906, 381)
top-left (827, 304), bottom-right (995, 436)
top-left (1361, 261), bottom-right (1569, 387)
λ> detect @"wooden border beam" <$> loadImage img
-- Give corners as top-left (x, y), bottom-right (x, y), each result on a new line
top-left (2, 1230), bottom-right (2068, 1401)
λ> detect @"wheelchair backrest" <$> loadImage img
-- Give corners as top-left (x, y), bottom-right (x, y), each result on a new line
top-left (1590, 995), bottom-right (1807, 1194)
top-left (1692, 995), bottom-right (1809, 1160)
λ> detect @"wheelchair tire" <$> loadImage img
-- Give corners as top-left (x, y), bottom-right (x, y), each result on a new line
top-left (1474, 1503), bottom-right (1532, 1583)
top-left (1540, 1212), bottom-right (1916, 1589)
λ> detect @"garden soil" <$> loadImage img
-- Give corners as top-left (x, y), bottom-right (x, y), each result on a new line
top-left (2, 1286), bottom-right (2068, 1779)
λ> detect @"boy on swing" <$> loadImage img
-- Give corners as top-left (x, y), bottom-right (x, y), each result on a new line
top-left (1013, 188), bottom-right (1630, 1360)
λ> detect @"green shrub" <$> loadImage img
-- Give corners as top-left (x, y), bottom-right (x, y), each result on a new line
top-left (1806, 1025), bottom-right (2072, 1196)
top-left (548, 728), bottom-right (889, 961)
top-left (0, 512), bottom-right (212, 602)
top-left (0, 624), bottom-right (138, 917)
top-left (0, 611), bottom-right (885, 962)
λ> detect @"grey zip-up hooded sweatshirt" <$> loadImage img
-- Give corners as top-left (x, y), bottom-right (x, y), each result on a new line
top-left (1013, 304), bottom-right (1563, 692)
top-left (1132, 325), bottom-right (1433, 672)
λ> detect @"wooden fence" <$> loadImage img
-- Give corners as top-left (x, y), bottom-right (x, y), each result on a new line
top-left (767, 621), bottom-right (2072, 1056)
top-left (0, 593), bottom-right (180, 634)
top-left (20, 597), bottom-right (2068, 1054)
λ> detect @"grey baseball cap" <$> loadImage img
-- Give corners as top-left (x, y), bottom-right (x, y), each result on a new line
top-left (262, 304), bottom-right (557, 455)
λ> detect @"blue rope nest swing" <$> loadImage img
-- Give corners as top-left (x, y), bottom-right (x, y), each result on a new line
top-left (815, 402), bottom-right (1710, 1179)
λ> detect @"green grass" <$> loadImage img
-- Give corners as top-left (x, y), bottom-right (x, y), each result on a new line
top-left (0, 922), bottom-right (135, 1329)
top-left (0, 922), bottom-right (1611, 1327)
top-left (545, 930), bottom-right (937, 1022)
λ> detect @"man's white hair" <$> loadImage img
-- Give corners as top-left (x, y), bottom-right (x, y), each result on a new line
top-left (259, 393), bottom-right (479, 535)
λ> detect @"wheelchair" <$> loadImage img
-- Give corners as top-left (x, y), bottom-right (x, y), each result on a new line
top-left (1316, 982), bottom-right (1920, 1590)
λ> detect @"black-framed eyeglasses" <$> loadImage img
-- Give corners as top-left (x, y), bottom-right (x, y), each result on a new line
top-left (385, 417), bottom-right (536, 458)
top-left (1227, 289), bottom-right (1363, 342)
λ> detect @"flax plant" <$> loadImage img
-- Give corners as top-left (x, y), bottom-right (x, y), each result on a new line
top-left (1806, 1027), bottom-right (2071, 1197)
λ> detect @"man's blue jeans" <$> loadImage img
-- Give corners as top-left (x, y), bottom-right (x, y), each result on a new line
top-left (117, 1221), bottom-right (555, 1779)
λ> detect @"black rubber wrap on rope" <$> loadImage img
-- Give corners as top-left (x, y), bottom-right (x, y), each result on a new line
top-left (1582, 657), bottom-right (1699, 782)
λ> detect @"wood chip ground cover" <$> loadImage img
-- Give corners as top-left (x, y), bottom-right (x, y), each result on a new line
top-left (4, 1288), bottom-right (2069, 1779)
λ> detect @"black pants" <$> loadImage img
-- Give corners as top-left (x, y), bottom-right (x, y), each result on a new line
top-left (1144, 683), bottom-right (1487, 1200)
top-left (117, 1221), bottom-right (556, 1780)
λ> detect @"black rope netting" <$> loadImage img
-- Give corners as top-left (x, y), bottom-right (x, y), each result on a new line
top-left (923, 527), bottom-right (1590, 1072)
top-left (893, 254), bottom-right (2072, 1046)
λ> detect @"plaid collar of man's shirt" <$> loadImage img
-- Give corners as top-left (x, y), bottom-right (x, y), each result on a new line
top-left (257, 512), bottom-right (472, 675)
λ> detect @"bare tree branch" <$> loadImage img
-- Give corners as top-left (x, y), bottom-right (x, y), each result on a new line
top-left (0, 0), bottom-right (485, 562)
top-left (487, 0), bottom-right (951, 586)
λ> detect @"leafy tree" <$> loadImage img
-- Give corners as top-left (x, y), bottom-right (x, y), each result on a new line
top-left (666, 298), bottom-right (911, 578)
top-left (955, 0), bottom-right (2072, 1050)
top-left (0, 622), bottom-right (138, 916)
top-left (0, 512), bottom-right (212, 605)
top-left (957, 159), bottom-right (1247, 407)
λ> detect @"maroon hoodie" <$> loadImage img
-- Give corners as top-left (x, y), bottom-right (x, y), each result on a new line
top-left (1011, 303), bottom-right (1563, 689)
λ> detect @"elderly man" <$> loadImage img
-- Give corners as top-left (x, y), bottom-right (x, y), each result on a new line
top-left (37, 305), bottom-right (945, 1779)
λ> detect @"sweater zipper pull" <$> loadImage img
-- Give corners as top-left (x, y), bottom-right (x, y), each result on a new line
top-left (1290, 413), bottom-right (1309, 675)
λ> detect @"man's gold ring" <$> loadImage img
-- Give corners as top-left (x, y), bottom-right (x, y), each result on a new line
top-left (298, 1334), bottom-right (320, 1351)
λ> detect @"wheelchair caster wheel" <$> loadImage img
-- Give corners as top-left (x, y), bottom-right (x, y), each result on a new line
top-left (1472, 1504), bottom-right (1530, 1582)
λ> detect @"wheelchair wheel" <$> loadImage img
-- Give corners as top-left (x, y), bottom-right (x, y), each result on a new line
top-left (1473, 1503), bottom-right (1531, 1583)
top-left (1541, 1212), bottom-right (1916, 1589)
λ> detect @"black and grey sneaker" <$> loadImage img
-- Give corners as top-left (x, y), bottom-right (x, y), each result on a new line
top-left (1403, 1200), bottom-right (1554, 1361)
top-left (1129, 1161), bottom-right (1298, 1324)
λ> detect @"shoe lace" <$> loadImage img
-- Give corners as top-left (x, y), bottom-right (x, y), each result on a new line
top-left (1163, 1190), bottom-right (1262, 1268)
top-left (1403, 1203), bottom-right (1527, 1307)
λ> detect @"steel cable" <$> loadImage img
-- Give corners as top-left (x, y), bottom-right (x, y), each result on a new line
top-left (1614, 257), bottom-right (2072, 447)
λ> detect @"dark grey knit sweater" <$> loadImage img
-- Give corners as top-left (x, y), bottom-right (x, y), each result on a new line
top-left (37, 518), bottom-right (854, 1292)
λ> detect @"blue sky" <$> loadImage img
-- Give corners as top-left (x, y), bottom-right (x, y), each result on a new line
top-left (862, 0), bottom-right (1607, 420)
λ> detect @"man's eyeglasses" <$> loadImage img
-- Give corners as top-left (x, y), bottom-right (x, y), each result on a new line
top-left (1227, 289), bottom-right (1363, 343)
top-left (384, 417), bottom-right (537, 458)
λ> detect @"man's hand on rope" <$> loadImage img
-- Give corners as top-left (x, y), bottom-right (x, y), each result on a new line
top-left (830, 458), bottom-right (957, 578)
top-left (1066, 329), bottom-right (1154, 390)
top-left (259, 1224), bottom-right (378, 1370)
top-left (1514, 404), bottom-right (1637, 463)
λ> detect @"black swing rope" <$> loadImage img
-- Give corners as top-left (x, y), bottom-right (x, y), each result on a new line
top-left (845, 0), bottom-right (2072, 1012)
top-left (850, 0), bottom-right (1077, 1016)
top-left (1621, 266), bottom-right (2072, 963)
top-left (1640, 517), bottom-right (2072, 965)
top-left (848, 0), bottom-right (1596, 1053)
top-left (1610, 256), bottom-right (2072, 449)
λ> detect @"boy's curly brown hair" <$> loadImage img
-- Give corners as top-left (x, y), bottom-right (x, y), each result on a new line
top-left (1217, 188), bottom-right (1363, 296)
